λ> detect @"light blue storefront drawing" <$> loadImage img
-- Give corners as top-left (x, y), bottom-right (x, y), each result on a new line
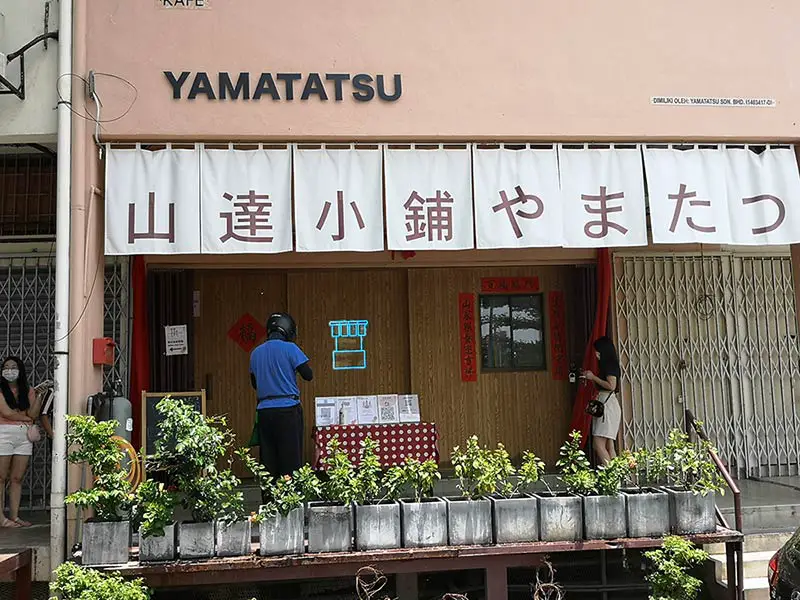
top-left (329, 320), bottom-right (368, 370)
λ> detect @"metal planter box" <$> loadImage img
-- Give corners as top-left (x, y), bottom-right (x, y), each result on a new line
top-left (138, 523), bottom-right (177, 563)
top-left (307, 502), bottom-right (353, 553)
top-left (355, 501), bottom-right (401, 551)
top-left (259, 506), bottom-right (305, 556)
top-left (445, 498), bottom-right (492, 546)
top-left (178, 521), bottom-right (216, 559)
top-left (666, 488), bottom-right (716, 534)
top-left (400, 498), bottom-right (447, 548)
top-left (536, 493), bottom-right (583, 542)
top-left (215, 519), bottom-right (252, 557)
top-left (82, 520), bottom-right (131, 566)
top-left (583, 495), bottom-right (626, 540)
top-left (490, 495), bottom-right (539, 544)
top-left (622, 488), bottom-right (670, 538)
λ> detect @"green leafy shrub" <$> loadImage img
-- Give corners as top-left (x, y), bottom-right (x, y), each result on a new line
top-left (50, 561), bottom-right (150, 600)
top-left (392, 457), bottom-right (441, 503)
top-left (451, 435), bottom-right (498, 499)
top-left (493, 445), bottom-right (547, 498)
top-left (236, 449), bottom-right (305, 522)
top-left (65, 415), bottom-right (134, 522)
top-left (644, 536), bottom-right (709, 600)
top-left (663, 429), bottom-right (725, 495)
top-left (321, 437), bottom-right (357, 504)
top-left (132, 479), bottom-right (178, 539)
top-left (353, 437), bottom-right (383, 504)
top-left (146, 397), bottom-right (244, 523)
top-left (595, 455), bottom-right (630, 496)
top-left (556, 431), bottom-right (597, 496)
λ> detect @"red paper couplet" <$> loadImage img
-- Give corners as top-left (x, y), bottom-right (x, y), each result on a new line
top-left (458, 292), bottom-right (478, 382)
top-left (548, 290), bottom-right (568, 380)
top-left (480, 277), bottom-right (540, 294)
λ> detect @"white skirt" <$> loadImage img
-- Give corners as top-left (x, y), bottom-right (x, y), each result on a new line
top-left (592, 393), bottom-right (621, 440)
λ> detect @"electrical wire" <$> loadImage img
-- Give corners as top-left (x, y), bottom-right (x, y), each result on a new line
top-left (56, 72), bottom-right (138, 126)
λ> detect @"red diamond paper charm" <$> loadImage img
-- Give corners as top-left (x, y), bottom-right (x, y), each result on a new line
top-left (227, 313), bottom-right (266, 353)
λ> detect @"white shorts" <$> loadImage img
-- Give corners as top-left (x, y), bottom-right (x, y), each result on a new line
top-left (0, 424), bottom-right (33, 456)
top-left (592, 393), bottom-right (621, 440)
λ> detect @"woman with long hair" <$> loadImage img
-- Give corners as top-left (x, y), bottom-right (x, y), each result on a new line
top-left (582, 336), bottom-right (622, 466)
top-left (0, 356), bottom-right (41, 527)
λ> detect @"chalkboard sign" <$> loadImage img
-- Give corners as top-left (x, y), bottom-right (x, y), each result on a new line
top-left (141, 390), bottom-right (206, 457)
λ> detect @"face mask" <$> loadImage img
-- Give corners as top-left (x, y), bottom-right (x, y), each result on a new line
top-left (2, 369), bottom-right (19, 383)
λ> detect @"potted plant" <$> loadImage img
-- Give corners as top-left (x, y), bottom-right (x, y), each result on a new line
top-left (147, 397), bottom-right (246, 559)
top-left (663, 429), bottom-right (724, 534)
top-left (50, 561), bottom-right (150, 600)
top-left (621, 447), bottom-right (670, 538)
top-left (396, 457), bottom-right (446, 548)
top-left (447, 436), bottom-right (494, 545)
top-left (132, 479), bottom-right (179, 563)
top-left (490, 446), bottom-right (545, 544)
top-left (538, 431), bottom-right (588, 542)
top-left (237, 449), bottom-right (315, 556)
top-left (583, 455), bottom-right (628, 540)
top-left (353, 437), bottom-right (401, 551)
top-left (643, 535), bottom-right (709, 600)
top-left (308, 437), bottom-right (356, 553)
top-left (65, 415), bottom-right (134, 566)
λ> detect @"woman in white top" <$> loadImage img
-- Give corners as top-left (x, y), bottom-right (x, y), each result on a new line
top-left (0, 357), bottom-right (41, 528)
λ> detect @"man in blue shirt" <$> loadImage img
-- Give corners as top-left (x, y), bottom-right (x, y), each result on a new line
top-left (250, 313), bottom-right (313, 478)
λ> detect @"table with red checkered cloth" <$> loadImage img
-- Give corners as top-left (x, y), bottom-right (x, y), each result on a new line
top-left (312, 423), bottom-right (439, 469)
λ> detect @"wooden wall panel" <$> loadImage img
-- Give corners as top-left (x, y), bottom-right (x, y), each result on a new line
top-left (288, 270), bottom-right (411, 462)
top-left (409, 266), bottom-right (578, 467)
top-left (193, 270), bottom-right (287, 475)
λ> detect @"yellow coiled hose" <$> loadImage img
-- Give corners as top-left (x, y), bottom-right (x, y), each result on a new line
top-left (111, 435), bottom-right (143, 490)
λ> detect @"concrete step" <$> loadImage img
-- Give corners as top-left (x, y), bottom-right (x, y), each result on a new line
top-left (721, 502), bottom-right (800, 533)
top-left (719, 577), bottom-right (769, 600)
top-left (704, 531), bottom-right (792, 554)
top-left (710, 551), bottom-right (773, 581)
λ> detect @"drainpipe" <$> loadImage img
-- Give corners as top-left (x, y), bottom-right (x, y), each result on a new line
top-left (51, 0), bottom-right (73, 572)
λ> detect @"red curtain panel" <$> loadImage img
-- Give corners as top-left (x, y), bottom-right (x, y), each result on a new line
top-left (128, 255), bottom-right (150, 450)
top-left (568, 248), bottom-right (612, 446)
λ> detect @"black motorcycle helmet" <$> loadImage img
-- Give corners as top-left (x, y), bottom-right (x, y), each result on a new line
top-left (266, 312), bottom-right (297, 342)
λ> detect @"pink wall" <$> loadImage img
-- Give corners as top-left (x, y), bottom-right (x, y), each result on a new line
top-left (86, 1), bottom-right (800, 141)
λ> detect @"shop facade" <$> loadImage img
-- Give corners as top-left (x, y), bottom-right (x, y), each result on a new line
top-left (72, 0), bottom-right (800, 488)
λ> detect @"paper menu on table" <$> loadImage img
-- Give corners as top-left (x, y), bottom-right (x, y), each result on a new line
top-left (377, 394), bottom-right (400, 424)
top-left (314, 397), bottom-right (339, 427)
top-left (337, 397), bottom-right (359, 425)
top-left (398, 394), bottom-right (421, 423)
top-left (356, 395), bottom-right (379, 424)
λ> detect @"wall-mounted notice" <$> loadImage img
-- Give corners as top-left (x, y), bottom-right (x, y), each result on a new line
top-left (357, 395), bottom-right (379, 424)
top-left (651, 96), bottom-right (776, 108)
top-left (315, 397), bottom-right (339, 427)
top-left (377, 394), bottom-right (400, 424)
top-left (164, 325), bottom-right (188, 356)
top-left (398, 394), bottom-right (421, 423)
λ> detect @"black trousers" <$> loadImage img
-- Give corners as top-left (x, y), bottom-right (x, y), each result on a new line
top-left (257, 404), bottom-right (304, 479)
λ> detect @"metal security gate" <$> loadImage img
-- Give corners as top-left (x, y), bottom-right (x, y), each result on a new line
top-left (0, 254), bottom-right (129, 510)
top-left (614, 253), bottom-right (800, 478)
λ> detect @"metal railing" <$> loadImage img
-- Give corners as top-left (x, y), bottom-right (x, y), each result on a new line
top-left (685, 408), bottom-right (744, 600)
